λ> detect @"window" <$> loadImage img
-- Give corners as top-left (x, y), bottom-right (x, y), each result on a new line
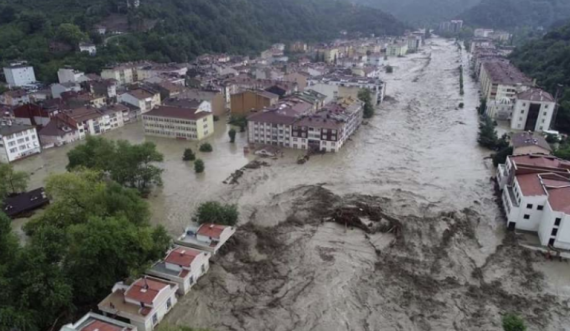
top-left (552, 228), bottom-right (558, 237)
top-left (523, 214), bottom-right (530, 220)
top-left (152, 313), bottom-right (158, 325)
top-left (526, 204), bottom-right (533, 209)
top-left (167, 298), bottom-right (172, 310)
top-left (555, 218), bottom-right (561, 226)
top-left (537, 205), bottom-right (544, 211)
top-left (549, 238), bottom-right (555, 246)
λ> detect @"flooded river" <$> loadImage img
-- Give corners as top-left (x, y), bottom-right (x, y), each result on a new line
top-left (12, 38), bottom-right (570, 330)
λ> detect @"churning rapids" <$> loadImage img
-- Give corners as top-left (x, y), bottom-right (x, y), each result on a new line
top-left (13, 38), bottom-right (570, 330)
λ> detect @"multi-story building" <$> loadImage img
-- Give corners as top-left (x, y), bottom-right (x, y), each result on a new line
top-left (60, 312), bottom-right (138, 331)
top-left (498, 155), bottom-right (570, 249)
top-left (142, 105), bottom-right (214, 140)
top-left (65, 106), bottom-right (124, 137)
top-left (510, 88), bottom-right (556, 132)
top-left (3, 62), bottom-right (36, 87)
top-left (479, 61), bottom-right (533, 101)
top-left (230, 90), bottom-right (279, 116)
top-left (57, 67), bottom-right (88, 84)
top-left (0, 122), bottom-right (41, 163)
top-left (387, 42), bottom-right (408, 57)
top-left (98, 277), bottom-right (178, 331)
top-left (101, 65), bottom-right (135, 85)
top-left (38, 113), bottom-right (81, 147)
top-left (176, 223), bottom-right (237, 254)
top-left (0, 89), bottom-right (30, 106)
top-left (247, 97), bottom-right (363, 153)
top-left (307, 74), bottom-right (386, 106)
top-left (120, 88), bottom-right (161, 114)
top-left (146, 246), bottom-right (211, 295)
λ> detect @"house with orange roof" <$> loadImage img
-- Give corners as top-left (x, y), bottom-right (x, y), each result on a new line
top-left (60, 312), bottom-right (137, 331)
top-left (176, 223), bottom-right (236, 254)
top-left (498, 154), bottom-right (570, 249)
top-left (146, 245), bottom-right (211, 294)
top-left (98, 276), bottom-right (178, 331)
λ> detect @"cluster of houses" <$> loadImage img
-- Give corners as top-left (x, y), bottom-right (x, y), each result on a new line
top-left (0, 31), bottom-right (427, 162)
top-left (61, 223), bottom-right (236, 331)
top-left (469, 34), bottom-right (557, 133)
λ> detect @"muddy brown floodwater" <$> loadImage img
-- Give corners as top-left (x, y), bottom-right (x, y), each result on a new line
top-left (12, 38), bottom-right (570, 330)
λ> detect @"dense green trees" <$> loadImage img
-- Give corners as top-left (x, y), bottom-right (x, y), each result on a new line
top-left (509, 22), bottom-right (570, 133)
top-left (358, 89), bottom-right (375, 119)
top-left (0, 164), bottom-right (29, 200)
top-left (0, 170), bottom-right (170, 331)
top-left (183, 148), bottom-right (196, 161)
top-left (195, 201), bottom-right (239, 226)
top-left (195, 159), bottom-right (205, 173)
top-left (0, 0), bottom-right (406, 83)
top-left (67, 136), bottom-right (164, 193)
top-left (459, 0), bottom-right (570, 29)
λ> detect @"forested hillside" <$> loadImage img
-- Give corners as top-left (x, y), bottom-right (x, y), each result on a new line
top-left (459, 0), bottom-right (570, 29)
top-left (0, 0), bottom-right (406, 83)
top-left (509, 21), bottom-right (570, 131)
top-left (352, 0), bottom-right (480, 25)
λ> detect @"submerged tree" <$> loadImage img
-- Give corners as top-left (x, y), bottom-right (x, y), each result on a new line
top-left (195, 159), bottom-right (205, 173)
top-left (195, 201), bottom-right (238, 226)
top-left (0, 164), bottom-right (29, 199)
top-left (358, 88), bottom-right (375, 119)
top-left (502, 313), bottom-right (527, 331)
top-left (183, 148), bottom-right (196, 161)
top-left (229, 128), bottom-right (237, 143)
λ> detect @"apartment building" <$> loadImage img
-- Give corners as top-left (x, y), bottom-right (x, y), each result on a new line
top-left (176, 223), bottom-right (237, 254)
top-left (98, 277), bottom-right (178, 331)
top-left (101, 65), bottom-right (135, 85)
top-left (120, 88), bottom-right (161, 114)
top-left (142, 105), bottom-right (214, 140)
top-left (65, 106), bottom-right (124, 137)
top-left (3, 62), bottom-right (36, 87)
top-left (38, 113), bottom-right (81, 147)
top-left (386, 42), bottom-right (408, 57)
top-left (479, 61), bottom-right (533, 101)
top-left (498, 155), bottom-right (570, 249)
top-left (230, 90), bottom-right (279, 116)
top-left (146, 246), bottom-right (211, 295)
top-left (247, 97), bottom-right (363, 153)
top-left (0, 122), bottom-right (41, 163)
top-left (510, 88), bottom-right (556, 132)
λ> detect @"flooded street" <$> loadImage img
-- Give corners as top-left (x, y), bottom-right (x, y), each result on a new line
top-left (12, 38), bottom-right (570, 330)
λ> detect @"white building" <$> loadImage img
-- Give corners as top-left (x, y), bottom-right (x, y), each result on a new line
top-left (51, 82), bottom-right (82, 99)
top-left (98, 277), bottom-right (178, 331)
top-left (38, 114), bottom-right (81, 147)
top-left (479, 61), bottom-right (533, 101)
top-left (499, 155), bottom-right (570, 249)
top-left (101, 66), bottom-right (135, 85)
top-left (474, 28), bottom-right (494, 38)
top-left (0, 122), bottom-right (41, 163)
top-left (79, 43), bottom-right (97, 55)
top-left (176, 223), bottom-right (236, 254)
top-left (510, 88), bottom-right (556, 132)
top-left (3, 62), bottom-right (36, 88)
top-left (60, 312), bottom-right (137, 331)
top-left (147, 246), bottom-right (211, 295)
top-left (307, 74), bottom-right (386, 106)
top-left (120, 88), bottom-right (161, 114)
top-left (58, 67), bottom-right (88, 84)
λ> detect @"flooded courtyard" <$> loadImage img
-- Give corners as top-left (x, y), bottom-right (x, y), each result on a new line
top-left (12, 38), bottom-right (570, 330)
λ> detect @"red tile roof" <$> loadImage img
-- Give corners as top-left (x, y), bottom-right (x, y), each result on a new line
top-left (165, 247), bottom-right (201, 267)
top-left (81, 320), bottom-right (123, 331)
top-left (197, 223), bottom-right (227, 239)
top-left (512, 155), bottom-right (570, 170)
top-left (125, 278), bottom-right (169, 305)
top-left (516, 174), bottom-right (545, 196)
top-left (547, 187), bottom-right (570, 214)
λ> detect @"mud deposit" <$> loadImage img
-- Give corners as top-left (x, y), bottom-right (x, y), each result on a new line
top-left (163, 39), bottom-right (570, 330)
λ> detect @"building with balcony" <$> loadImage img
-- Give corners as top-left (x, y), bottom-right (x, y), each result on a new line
top-left (60, 312), bottom-right (137, 331)
top-left (146, 246), bottom-right (210, 295)
top-left (498, 155), bottom-right (570, 249)
top-left (98, 277), bottom-right (178, 331)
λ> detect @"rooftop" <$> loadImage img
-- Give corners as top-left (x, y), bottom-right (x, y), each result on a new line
top-left (2, 188), bottom-right (49, 218)
top-left (144, 105), bottom-right (210, 121)
top-left (164, 246), bottom-right (202, 267)
top-left (197, 223), bottom-right (228, 239)
top-left (125, 277), bottom-right (169, 305)
top-left (0, 123), bottom-right (34, 136)
top-left (517, 87), bottom-right (555, 103)
top-left (511, 132), bottom-right (552, 152)
top-left (482, 61), bottom-right (533, 86)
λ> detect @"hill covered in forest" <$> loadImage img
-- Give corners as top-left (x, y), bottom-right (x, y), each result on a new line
top-left (0, 0), bottom-right (406, 83)
top-left (352, 0), bottom-right (480, 25)
top-left (458, 0), bottom-right (570, 29)
top-left (509, 21), bottom-right (570, 131)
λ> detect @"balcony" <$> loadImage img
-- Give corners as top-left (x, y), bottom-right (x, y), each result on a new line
top-left (506, 185), bottom-right (519, 208)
